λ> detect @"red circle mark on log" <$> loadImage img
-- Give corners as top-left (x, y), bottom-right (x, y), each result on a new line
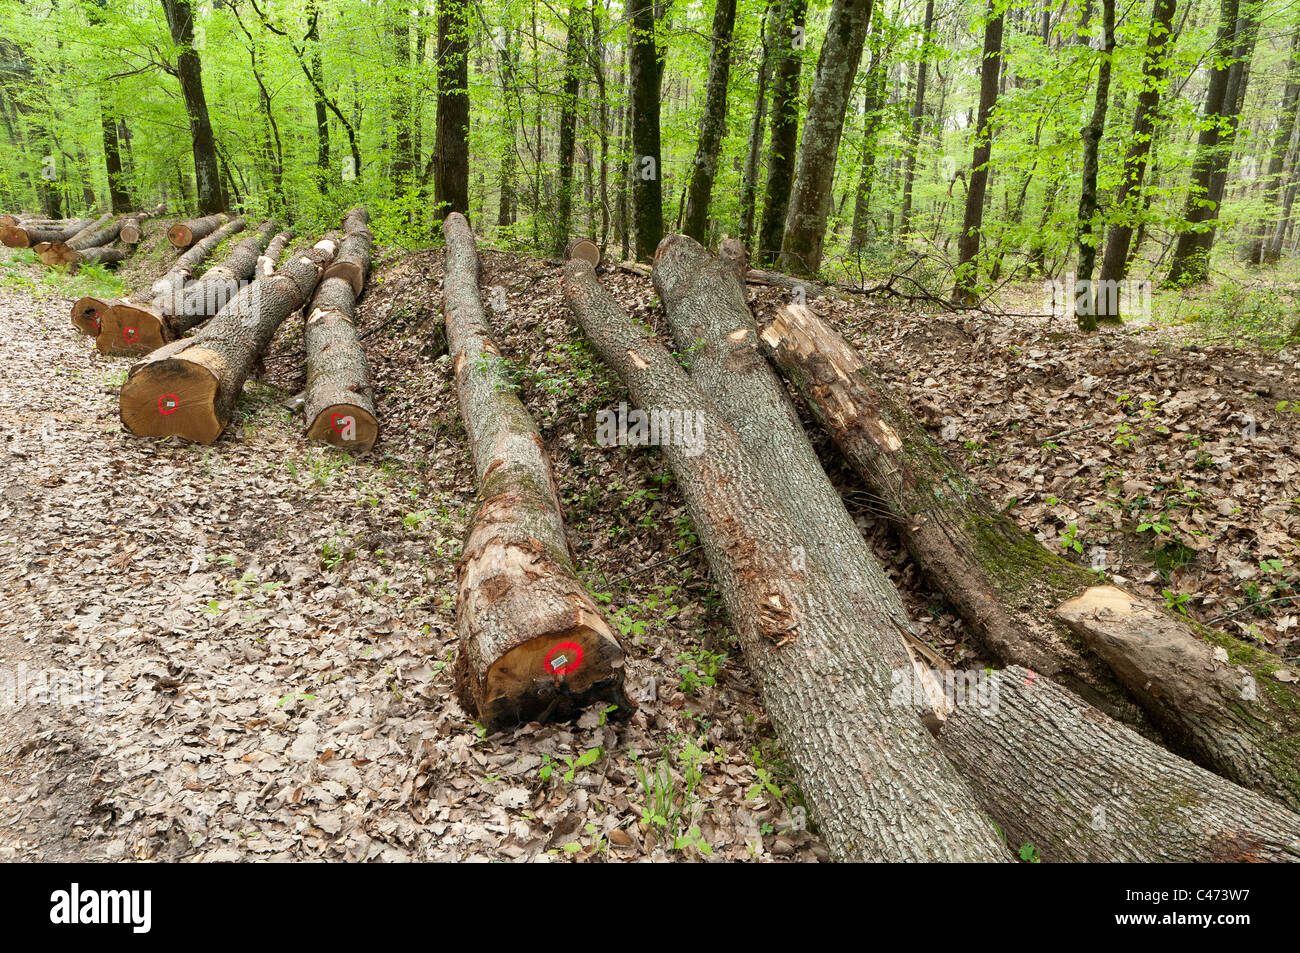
top-left (159, 394), bottom-right (179, 416)
top-left (331, 412), bottom-right (353, 433)
top-left (123, 326), bottom-right (138, 342)
top-left (545, 641), bottom-right (584, 676)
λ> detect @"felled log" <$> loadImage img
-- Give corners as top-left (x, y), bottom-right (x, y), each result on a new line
top-left (167, 213), bottom-right (229, 248)
top-left (757, 301), bottom-right (1300, 808)
top-left (444, 213), bottom-right (632, 732)
top-left (79, 216), bottom-right (246, 342)
top-left (119, 203), bottom-right (167, 244)
top-left (41, 215), bottom-right (124, 267)
top-left (304, 207), bottom-right (377, 452)
top-left (938, 666), bottom-right (1300, 862)
top-left (562, 258), bottom-right (1008, 862)
top-left (99, 221), bottom-right (281, 355)
top-left (67, 246), bottom-right (131, 272)
top-left (1, 217), bottom-right (93, 248)
top-left (652, 234), bottom-right (945, 717)
top-left (119, 235), bottom-right (338, 444)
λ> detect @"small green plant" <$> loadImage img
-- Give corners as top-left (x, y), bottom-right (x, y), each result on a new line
top-left (1162, 589), bottom-right (1192, 616)
top-left (676, 646), bottom-right (726, 695)
top-left (1060, 522), bottom-right (1083, 555)
top-left (1018, 842), bottom-right (1041, 863)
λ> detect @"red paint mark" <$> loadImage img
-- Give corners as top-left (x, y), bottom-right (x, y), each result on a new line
top-left (123, 326), bottom-right (139, 343)
top-left (1024, 670), bottom-right (1037, 686)
top-left (331, 412), bottom-right (350, 433)
top-left (92, 311), bottom-right (101, 330)
top-left (545, 641), bottom-right (584, 676)
top-left (159, 393), bottom-right (179, 416)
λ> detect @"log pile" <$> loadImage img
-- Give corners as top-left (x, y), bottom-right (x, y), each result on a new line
top-left (40, 214), bottom-right (127, 268)
top-left (1, 217), bottom-right (94, 248)
top-left (167, 213), bottom-right (230, 248)
top-left (98, 220), bottom-right (284, 355)
top-left (303, 206), bottom-right (378, 452)
top-left (119, 203), bottom-right (167, 244)
top-left (444, 212), bottom-right (633, 732)
top-left (119, 234), bottom-right (338, 444)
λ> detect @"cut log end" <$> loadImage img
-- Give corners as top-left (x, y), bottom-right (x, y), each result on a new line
top-left (565, 237), bottom-right (601, 268)
top-left (167, 224), bottom-right (194, 248)
top-left (0, 226), bottom-right (31, 248)
top-left (119, 224), bottom-right (142, 244)
top-left (98, 304), bottom-right (169, 356)
top-left (306, 403), bottom-right (378, 453)
top-left (120, 360), bottom-right (222, 443)
top-left (71, 297), bottom-right (109, 335)
top-left (321, 260), bottom-right (365, 296)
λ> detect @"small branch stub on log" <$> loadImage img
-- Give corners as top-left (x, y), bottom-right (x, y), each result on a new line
top-left (443, 212), bottom-right (632, 732)
top-left (119, 235), bottom-right (338, 443)
top-left (304, 207), bottom-right (378, 452)
top-left (167, 212), bottom-right (229, 248)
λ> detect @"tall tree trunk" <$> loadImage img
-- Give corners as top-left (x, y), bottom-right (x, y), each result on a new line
top-left (739, 0), bottom-right (778, 251)
top-left (899, 0), bottom-right (935, 237)
top-left (628, 0), bottom-right (665, 260)
top-left (951, 0), bottom-right (1004, 303)
top-left (161, 0), bottom-right (222, 214)
top-left (305, 0), bottom-right (330, 189)
top-left (434, 0), bottom-right (470, 216)
top-left (756, 0), bottom-right (808, 266)
top-left (391, 5), bottom-right (414, 184)
top-left (1252, 22), bottom-right (1300, 262)
top-left (681, 0), bottom-right (737, 242)
top-left (1097, 0), bottom-right (1176, 312)
top-left (849, 18), bottom-right (888, 252)
top-left (99, 99), bottom-right (131, 213)
top-left (1074, 0), bottom-right (1116, 331)
top-left (779, 0), bottom-right (874, 276)
top-left (553, 0), bottom-right (585, 256)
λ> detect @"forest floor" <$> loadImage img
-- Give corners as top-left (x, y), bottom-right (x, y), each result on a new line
top-left (0, 228), bottom-right (1297, 862)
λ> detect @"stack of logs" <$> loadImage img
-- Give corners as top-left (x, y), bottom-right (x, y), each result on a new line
top-left (0, 204), bottom-right (166, 271)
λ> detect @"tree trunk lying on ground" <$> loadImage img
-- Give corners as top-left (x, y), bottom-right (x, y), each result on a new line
top-left (652, 234), bottom-right (948, 719)
top-left (41, 215), bottom-right (124, 267)
top-left (38, 213), bottom-right (112, 263)
top-left (304, 207), bottom-right (378, 452)
top-left (119, 203), bottom-right (167, 244)
top-left (119, 235), bottom-right (338, 444)
top-left (99, 221), bottom-right (281, 355)
top-left (167, 212), bottom-right (229, 248)
top-left (73, 216), bottom-right (246, 339)
top-left (756, 300), bottom-right (1300, 809)
top-left (938, 665), bottom-right (1300, 862)
top-left (67, 246), bottom-right (132, 272)
top-left (1, 217), bottom-right (93, 248)
top-left (563, 258), bottom-right (1009, 862)
top-left (444, 213), bottom-right (633, 732)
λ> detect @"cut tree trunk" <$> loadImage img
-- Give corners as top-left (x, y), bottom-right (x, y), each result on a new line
top-left (757, 302), bottom-right (1300, 808)
top-left (443, 213), bottom-right (632, 731)
top-left (65, 246), bottom-right (132, 272)
top-left (41, 214), bottom-right (124, 267)
top-left (938, 666), bottom-right (1300, 862)
top-left (119, 235), bottom-right (338, 444)
top-left (654, 234), bottom-right (946, 716)
top-left (80, 216), bottom-right (246, 343)
top-left (99, 220), bottom-right (281, 355)
top-left (562, 257), bottom-right (1009, 862)
top-left (304, 207), bottom-right (378, 452)
top-left (1, 218), bottom-right (93, 248)
top-left (167, 212), bottom-right (229, 248)
top-left (119, 202), bottom-right (167, 243)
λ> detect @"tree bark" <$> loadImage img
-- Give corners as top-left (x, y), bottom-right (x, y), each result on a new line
top-left (120, 235), bottom-right (338, 444)
top-left (161, 0), bottom-right (223, 215)
top-left (552, 0), bottom-right (585, 256)
top-left (1251, 23), bottom-right (1300, 263)
top-left (1097, 0), bottom-right (1176, 310)
top-left (73, 215), bottom-right (246, 338)
top-left (757, 302), bottom-right (1300, 807)
top-left (119, 202), bottom-right (167, 244)
top-left (756, 0), bottom-right (807, 266)
top-left (739, 0), bottom-right (778, 251)
top-left (167, 213), bottom-right (230, 248)
top-left (938, 666), bottom-right (1300, 862)
top-left (42, 214), bottom-right (124, 267)
top-left (898, 0), bottom-right (935, 237)
top-left (304, 207), bottom-right (378, 453)
top-left (0, 218), bottom-right (92, 248)
top-left (443, 213), bottom-right (632, 730)
top-left (434, 0), bottom-right (470, 216)
top-left (1074, 0), bottom-right (1116, 331)
top-left (628, 0), bottom-right (665, 260)
top-left (681, 0), bottom-right (737, 243)
top-left (779, 0), bottom-right (874, 276)
top-left (951, 0), bottom-right (1004, 303)
top-left (562, 258), bottom-right (1009, 862)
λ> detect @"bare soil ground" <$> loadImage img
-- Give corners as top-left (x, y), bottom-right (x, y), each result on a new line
top-left (0, 229), bottom-right (1296, 862)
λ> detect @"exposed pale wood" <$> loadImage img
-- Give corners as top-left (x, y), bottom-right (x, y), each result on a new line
top-left (119, 203), bottom-right (167, 244)
top-left (167, 212), bottom-right (229, 248)
top-left (1, 218), bottom-right (93, 248)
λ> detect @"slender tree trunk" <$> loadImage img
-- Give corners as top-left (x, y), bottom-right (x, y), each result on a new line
top-left (739, 1), bottom-right (777, 252)
top-left (849, 19), bottom-right (888, 252)
top-left (306, 1), bottom-right (330, 189)
top-left (757, 0), bottom-right (808, 266)
top-left (628, 0), bottom-right (665, 260)
top-left (435, 0), bottom-right (470, 216)
top-left (1097, 0), bottom-right (1176, 312)
top-left (1251, 23), bottom-right (1300, 261)
top-left (681, 0), bottom-right (737, 242)
top-left (899, 0), bottom-right (935, 237)
top-left (391, 6), bottom-right (414, 184)
top-left (951, 0), bottom-right (1004, 303)
top-left (553, 0), bottom-right (585, 256)
top-left (779, 0), bottom-right (874, 275)
top-left (1074, 0), bottom-right (1116, 331)
top-left (161, 0), bottom-right (222, 214)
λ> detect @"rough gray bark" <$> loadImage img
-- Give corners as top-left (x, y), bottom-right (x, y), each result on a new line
top-left (628, 0), bottom-right (665, 260)
top-left (161, 0), bottom-right (223, 215)
top-left (756, 0), bottom-right (807, 266)
top-left (681, 0), bottom-right (737, 242)
top-left (562, 257), bottom-right (1009, 862)
top-left (119, 235), bottom-right (338, 444)
top-left (444, 213), bottom-right (631, 731)
top-left (304, 207), bottom-right (378, 453)
top-left (1073, 0), bottom-right (1115, 331)
top-left (739, 0), bottom-right (778, 250)
top-left (778, 0), bottom-right (874, 276)
top-left (939, 666), bottom-right (1300, 862)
